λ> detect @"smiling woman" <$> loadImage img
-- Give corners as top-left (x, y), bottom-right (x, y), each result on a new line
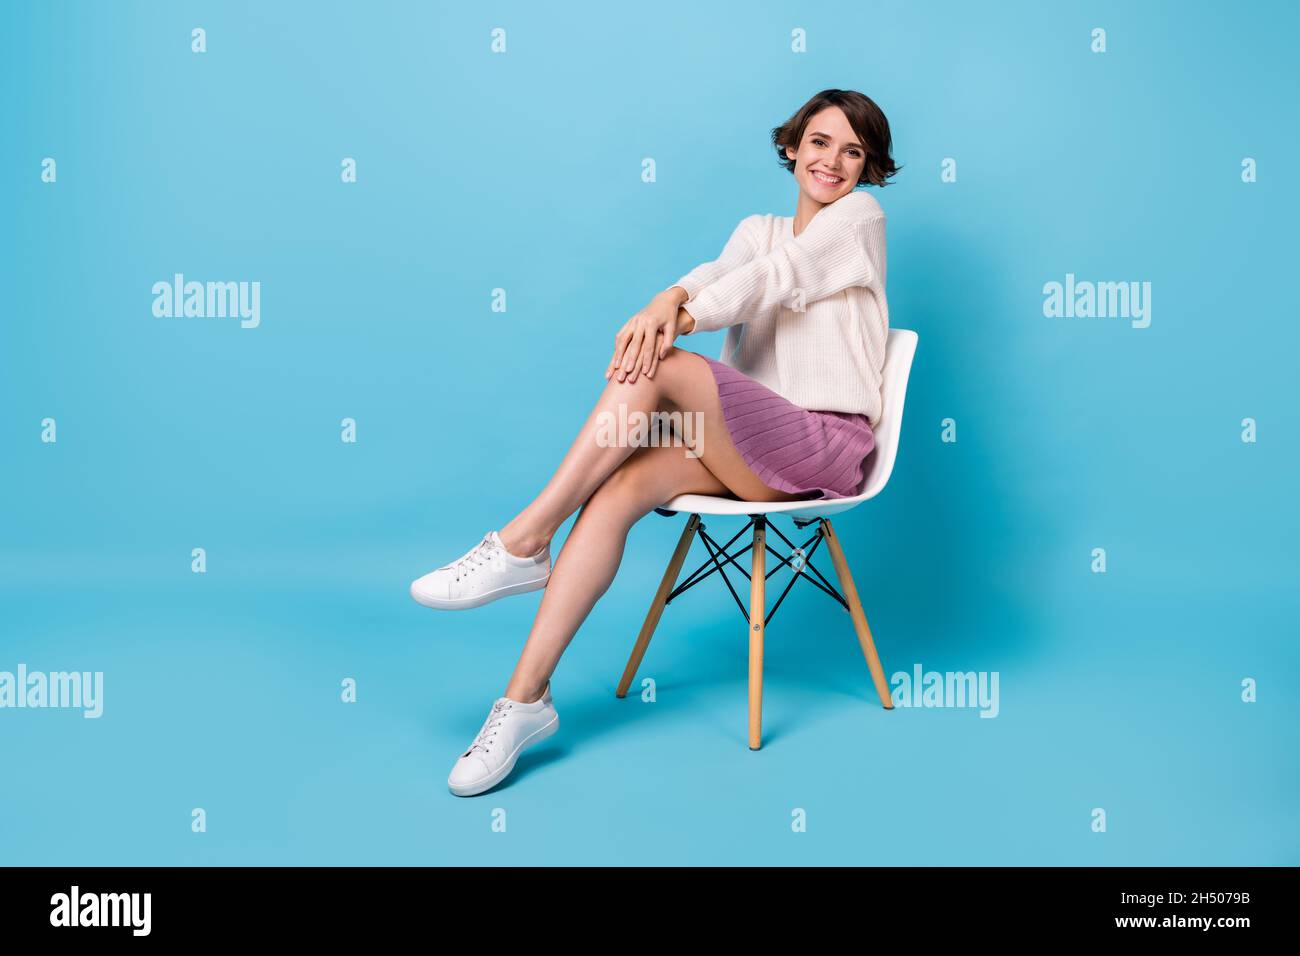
top-left (770, 88), bottom-right (901, 191)
top-left (409, 88), bottom-right (902, 798)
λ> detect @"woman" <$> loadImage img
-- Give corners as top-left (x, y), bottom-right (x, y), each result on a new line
top-left (412, 88), bottom-right (899, 796)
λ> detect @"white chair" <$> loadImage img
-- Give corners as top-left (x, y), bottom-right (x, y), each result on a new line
top-left (615, 328), bottom-right (919, 749)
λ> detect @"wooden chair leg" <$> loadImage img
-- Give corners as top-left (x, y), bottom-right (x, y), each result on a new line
top-left (616, 514), bottom-right (701, 698)
top-left (748, 519), bottom-right (766, 749)
top-left (820, 518), bottom-right (895, 710)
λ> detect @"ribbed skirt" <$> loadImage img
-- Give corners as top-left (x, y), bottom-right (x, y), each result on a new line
top-left (699, 354), bottom-right (875, 500)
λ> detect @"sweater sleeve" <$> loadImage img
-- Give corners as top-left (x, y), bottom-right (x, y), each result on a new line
top-left (683, 193), bottom-right (885, 335)
top-left (669, 215), bottom-right (760, 302)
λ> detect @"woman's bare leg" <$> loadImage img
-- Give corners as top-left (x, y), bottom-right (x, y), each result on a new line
top-left (502, 442), bottom-right (794, 703)
top-left (497, 349), bottom-right (801, 558)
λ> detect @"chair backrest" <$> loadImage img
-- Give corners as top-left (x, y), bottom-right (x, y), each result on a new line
top-left (856, 327), bottom-right (919, 501)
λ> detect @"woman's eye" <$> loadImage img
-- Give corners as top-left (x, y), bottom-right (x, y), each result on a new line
top-left (812, 137), bottom-right (860, 157)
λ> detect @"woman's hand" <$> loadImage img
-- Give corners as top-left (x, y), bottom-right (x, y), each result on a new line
top-left (606, 288), bottom-right (695, 384)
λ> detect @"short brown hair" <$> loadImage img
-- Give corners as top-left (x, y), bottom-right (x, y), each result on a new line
top-left (772, 89), bottom-right (901, 187)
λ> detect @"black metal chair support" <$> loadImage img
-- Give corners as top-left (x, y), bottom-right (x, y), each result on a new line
top-left (654, 510), bottom-right (852, 627)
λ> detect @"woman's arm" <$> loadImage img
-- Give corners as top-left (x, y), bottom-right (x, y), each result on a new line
top-left (681, 193), bottom-right (886, 336)
top-left (605, 216), bottom-right (757, 383)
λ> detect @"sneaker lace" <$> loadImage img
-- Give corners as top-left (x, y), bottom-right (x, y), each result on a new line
top-left (443, 534), bottom-right (503, 582)
top-left (467, 699), bottom-right (512, 756)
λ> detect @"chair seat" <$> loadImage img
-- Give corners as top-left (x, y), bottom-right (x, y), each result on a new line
top-left (656, 488), bottom-right (879, 520)
top-left (658, 328), bottom-right (918, 522)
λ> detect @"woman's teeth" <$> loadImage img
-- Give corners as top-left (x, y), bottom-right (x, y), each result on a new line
top-left (812, 170), bottom-right (843, 185)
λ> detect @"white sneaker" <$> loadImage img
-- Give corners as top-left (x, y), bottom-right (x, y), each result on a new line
top-left (410, 530), bottom-right (551, 610)
top-left (447, 683), bottom-right (560, 796)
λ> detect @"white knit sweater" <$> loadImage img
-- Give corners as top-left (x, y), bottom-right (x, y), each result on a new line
top-left (672, 189), bottom-right (889, 425)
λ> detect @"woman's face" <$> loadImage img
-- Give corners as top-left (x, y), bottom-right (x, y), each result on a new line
top-left (785, 106), bottom-right (867, 204)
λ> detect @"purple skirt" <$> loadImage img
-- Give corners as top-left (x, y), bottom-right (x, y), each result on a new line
top-left (699, 354), bottom-right (875, 500)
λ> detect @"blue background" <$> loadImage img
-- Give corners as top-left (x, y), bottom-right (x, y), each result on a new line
top-left (2, 0), bottom-right (1296, 865)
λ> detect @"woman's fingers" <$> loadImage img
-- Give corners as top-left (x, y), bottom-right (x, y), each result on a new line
top-left (647, 321), bottom-right (675, 378)
top-left (626, 334), bottom-right (650, 384)
top-left (618, 328), bottom-right (645, 382)
top-left (606, 326), bottom-right (632, 379)
top-left (658, 320), bottom-right (677, 359)
top-left (629, 321), bottom-right (664, 384)
top-left (606, 345), bottom-right (624, 380)
top-left (647, 331), bottom-right (667, 379)
top-left (643, 318), bottom-right (671, 375)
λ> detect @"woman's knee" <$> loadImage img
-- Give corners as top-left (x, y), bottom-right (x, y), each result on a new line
top-left (650, 348), bottom-right (704, 400)
top-left (606, 347), bottom-right (699, 407)
top-left (656, 350), bottom-right (723, 420)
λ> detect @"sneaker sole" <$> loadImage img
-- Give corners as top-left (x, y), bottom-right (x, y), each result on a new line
top-left (447, 713), bottom-right (559, 797)
top-left (410, 572), bottom-right (549, 610)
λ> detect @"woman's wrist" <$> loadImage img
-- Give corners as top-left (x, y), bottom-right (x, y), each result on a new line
top-left (676, 305), bottom-right (697, 336)
top-left (660, 285), bottom-right (690, 307)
